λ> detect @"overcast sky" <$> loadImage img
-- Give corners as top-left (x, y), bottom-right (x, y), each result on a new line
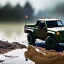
top-left (0, 0), bottom-right (64, 13)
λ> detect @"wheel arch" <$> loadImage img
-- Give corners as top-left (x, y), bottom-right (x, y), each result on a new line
top-left (26, 30), bottom-right (33, 34)
top-left (47, 33), bottom-right (55, 38)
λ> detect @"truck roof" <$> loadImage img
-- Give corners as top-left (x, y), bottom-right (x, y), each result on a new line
top-left (37, 18), bottom-right (61, 21)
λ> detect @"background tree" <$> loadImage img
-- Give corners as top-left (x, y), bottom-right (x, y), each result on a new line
top-left (24, 2), bottom-right (34, 19)
top-left (13, 4), bottom-right (24, 20)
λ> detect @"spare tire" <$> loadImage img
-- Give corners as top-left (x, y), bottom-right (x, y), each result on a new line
top-left (45, 36), bottom-right (57, 50)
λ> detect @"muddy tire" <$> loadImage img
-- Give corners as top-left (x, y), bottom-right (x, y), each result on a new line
top-left (27, 33), bottom-right (35, 45)
top-left (45, 36), bottom-right (57, 50)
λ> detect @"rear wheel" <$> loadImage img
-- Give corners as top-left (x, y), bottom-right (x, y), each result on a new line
top-left (45, 36), bottom-right (57, 50)
top-left (27, 33), bottom-right (35, 45)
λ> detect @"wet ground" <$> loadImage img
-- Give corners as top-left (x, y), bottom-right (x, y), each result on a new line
top-left (0, 40), bottom-right (35, 64)
top-left (0, 40), bottom-right (64, 64)
top-left (1, 49), bottom-right (35, 64)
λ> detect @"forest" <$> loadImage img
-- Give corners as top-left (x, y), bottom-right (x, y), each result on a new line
top-left (0, 2), bottom-right (34, 21)
top-left (0, 2), bottom-right (64, 22)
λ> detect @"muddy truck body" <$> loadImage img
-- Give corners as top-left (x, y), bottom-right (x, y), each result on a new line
top-left (24, 18), bottom-right (64, 49)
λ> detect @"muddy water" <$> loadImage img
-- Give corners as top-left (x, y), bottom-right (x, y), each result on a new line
top-left (0, 49), bottom-right (34, 64)
top-left (0, 23), bottom-right (34, 64)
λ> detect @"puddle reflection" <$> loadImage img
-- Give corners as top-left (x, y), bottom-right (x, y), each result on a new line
top-left (1, 49), bottom-right (35, 64)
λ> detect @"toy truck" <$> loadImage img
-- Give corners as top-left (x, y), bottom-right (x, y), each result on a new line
top-left (24, 18), bottom-right (64, 49)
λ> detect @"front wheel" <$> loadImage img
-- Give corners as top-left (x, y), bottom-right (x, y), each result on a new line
top-left (45, 36), bottom-right (57, 50)
top-left (27, 33), bottom-right (35, 45)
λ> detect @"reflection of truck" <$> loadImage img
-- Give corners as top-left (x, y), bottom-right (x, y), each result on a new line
top-left (24, 18), bottom-right (64, 49)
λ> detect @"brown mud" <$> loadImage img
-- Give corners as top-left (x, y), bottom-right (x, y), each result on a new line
top-left (0, 40), bottom-right (27, 54)
top-left (25, 45), bottom-right (64, 64)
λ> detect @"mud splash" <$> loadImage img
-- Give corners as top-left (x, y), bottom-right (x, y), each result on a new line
top-left (25, 45), bottom-right (64, 64)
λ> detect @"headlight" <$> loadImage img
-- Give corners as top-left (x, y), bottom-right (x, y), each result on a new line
top-left (56, 32), bottom-right (60, 35)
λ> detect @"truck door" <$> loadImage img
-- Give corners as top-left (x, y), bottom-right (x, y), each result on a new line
top-left (34, 22), bottom-right (47, 39)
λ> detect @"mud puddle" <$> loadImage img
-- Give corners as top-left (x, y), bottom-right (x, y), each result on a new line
top-left (0, 49), bottom-right (34, 64)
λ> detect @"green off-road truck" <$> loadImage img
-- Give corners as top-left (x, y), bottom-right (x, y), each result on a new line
top-left (24, 18), bottom-right (64, 49)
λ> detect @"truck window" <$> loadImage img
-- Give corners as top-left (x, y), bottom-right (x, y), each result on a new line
top-left (36, 20), bottom-right (41, 26)
top-left (46, 20), bottom-right (63, 28)
top-left (46, 21), bottom-right (58, 28)
top-left (57, 21), bottom-right (63, 26)
top-left (39, 23), bottom-right (45, 29)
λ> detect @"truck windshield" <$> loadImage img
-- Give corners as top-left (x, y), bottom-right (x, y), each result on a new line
top-left (46, 20), bottom-right (63, 28)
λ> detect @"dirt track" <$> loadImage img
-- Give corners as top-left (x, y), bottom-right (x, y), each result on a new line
top-left (25, 45), bottom-right (64, 64)
top-left (0, 40), bottom-right (64, 64)
top-left (0, 40), bottom-right (27, 53)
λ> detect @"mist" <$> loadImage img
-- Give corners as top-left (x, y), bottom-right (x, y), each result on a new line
top-left (36, 2), bottom-right (64, 21)
top-left (0, 1), bottom-right (63, 23)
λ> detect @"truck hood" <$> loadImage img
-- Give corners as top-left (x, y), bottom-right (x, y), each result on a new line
top-left (47, 27), bottom-right (64, 32)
